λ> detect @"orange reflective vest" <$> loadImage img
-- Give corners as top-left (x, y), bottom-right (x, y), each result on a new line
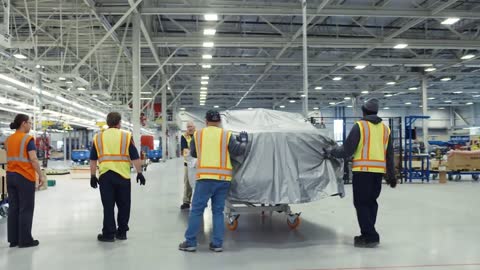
top-left (93, 128), bottom-right (132, 179)
top-left (194, 127), bottom-right (233, 181)
top-left (352, 120), bottom-right (390, 174)
top-left (6, 131), bottom-right (36, 182)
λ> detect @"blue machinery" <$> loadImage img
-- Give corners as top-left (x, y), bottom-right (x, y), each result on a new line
top-left (404, 116), bottom-right (431, 182)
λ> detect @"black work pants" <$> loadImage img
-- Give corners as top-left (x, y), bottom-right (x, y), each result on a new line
top-left (99, 170), bottom-right (131, 238)
top-left (352, 172), bottom-right (382, 242)
top-left (7, 173), bottom-right (36, 245)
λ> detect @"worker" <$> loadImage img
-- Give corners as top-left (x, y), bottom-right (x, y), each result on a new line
top-left (178, 110), bottom-right (248, 252)
top-left (180, 121), bottom-right (196, 210)
top-left (6, 114), bottom-right (45, 248)
top-left (90, 112), bottom-right (146, 242)
top-left (324, 98), bottom-right (396, 248)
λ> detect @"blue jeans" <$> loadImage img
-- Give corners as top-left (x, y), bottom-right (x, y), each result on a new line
top-left (185, 180), bottom-right (231, 247)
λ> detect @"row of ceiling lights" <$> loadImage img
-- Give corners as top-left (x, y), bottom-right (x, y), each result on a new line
top-left (199, 14), bottom-right (220, 109)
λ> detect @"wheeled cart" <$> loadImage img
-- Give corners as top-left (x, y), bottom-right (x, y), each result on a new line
top-left (224, 200), bottom-right (301, 231)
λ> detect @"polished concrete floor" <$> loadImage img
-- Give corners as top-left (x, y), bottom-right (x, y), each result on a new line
top-left (1, 158), bottom-right (480, 270)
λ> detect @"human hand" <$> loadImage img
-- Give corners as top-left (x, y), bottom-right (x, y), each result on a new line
top-left (137, 173), bottom-right (146, 186)
top-left (90, 175), bottom-right (99, 189)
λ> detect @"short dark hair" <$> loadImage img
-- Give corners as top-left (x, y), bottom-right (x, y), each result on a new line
top-left (10, 114), bottom-right (29, 130)
top-left (107, 112), bottom-right (122, 127)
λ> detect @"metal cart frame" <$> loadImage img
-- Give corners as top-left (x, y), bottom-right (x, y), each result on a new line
top-left (225, 200), bottom-right (301, 231)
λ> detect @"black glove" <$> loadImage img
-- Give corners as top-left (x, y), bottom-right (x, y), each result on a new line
top-left (322, 148), bottom-right (333, 160)
top-left (90, 175), bottom-right (99, 189)
top-left (387, 177), bottom-right (397, 188)
top-left (137, 173), bottom-right (146, 186)
top-left (237, 131), bottom-right (248, 144)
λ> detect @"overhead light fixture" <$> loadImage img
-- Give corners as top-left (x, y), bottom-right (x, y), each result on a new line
top-left (180, 108), bottom-right (186, 111)
top-left (13, 54), bottom-right (27, 59)
top-left (355, 65), bottom-right (366, 70)
top-left (453, 91), bottom-right (463, 94)
top-left (384, 107), bottom-right (390, 110)
top-left (466, 102), bottom-right (474, 105)
top-left (203, 42), bottom-right (215, 48)
top-left (405, 102), bottom-right (412, 105)
top-left (91, 94), bottom-right (98, 98)
top-left (203, 28), bottom-right (216, 36)
top-left (66, 80), bottom-right (73, 84)
top-left (140, 97), bottom-right (152, 100)
top-left (344, 97), bottom-right (351, 100)
top-left (35, 64), bottom-right (41, 69)
top-left (408, 87), bottom-right (418, 90)
top-left (394, 44), bottom-right (408, 49)
top-left (332, 77), bottom-right (342, 81)
top-left (214, 105), bottom-right (219, 108)
top-left (444, 100), bottom-right (452, 103)
top-left (361, 90), bottom-right (369, 94)
top-left (313, 107), bottom-right (319, 110)
top-left (58, 77), bottom-right (66, 81)
top-left (428, 97), bottom-right (436, 100)
top-left (425, 67), bottom-right (436, 72)
top-left (441, 77), bottom-right (452, 81)
top-left (77, 87), bottom-right (86, 91)
top-left (279, 105), bottom-right (285, 108)
top-left (461, 54), bottom-right (476, 60)
top-left (289, 100), bottom-right (296, 103)
top-left (200, 87), bottom-right (208, 90)
top-left (141, 91), bottom-right (152, 94)
top-left (386, 81), bottom-right (396, 85)
top-left (202, 64), bottom-right (212, 69)
top-left (201, 76), bottom-right (209, 80)
top-left (301, 94), bottom-right (306, 97)
top-left (200, 97), bottom-right (207, 100)
top-left (329, 102), bottom-right (336, 105)
top-left (199, 104), bottom-right (205, 106)
top-left (202, 54), bottom-right (213, 59)
top-left (439, 107), bottom-right (445, 110)
top-left (315, 86), bottom-right (322, 90)
top-left (385, 94), bottom-right (393, 97)
top-left (441, 17), bottom-right (460, 25)
top-left (201, 81), bottom-right (208, 85)
top-left (248, 107), bottom-right (253, 110)
top-left (200, 91), bottom-right (207, 95)
top-left (204, 14), bottom-right (218, 21)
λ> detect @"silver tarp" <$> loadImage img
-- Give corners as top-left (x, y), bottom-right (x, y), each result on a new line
top-left (222, 109), bottom-right (344, 204)
top-left (187, 109), bottom-right (344, 204)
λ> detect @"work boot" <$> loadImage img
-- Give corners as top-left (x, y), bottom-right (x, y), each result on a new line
top-left (178, 241), bottom-right (196, 252)
top-left (354, 235), bottom-right (379, 248)
top-left (18, 240), bottom-right (39, 248)
top-left (180, 203), bottom-right (190, 210)
top-left (115, 232), bottom-right (127, 240)
top-left (9, 242), bottom-right (18, 248)
top-left (97, 234), bottom-right (115, 242)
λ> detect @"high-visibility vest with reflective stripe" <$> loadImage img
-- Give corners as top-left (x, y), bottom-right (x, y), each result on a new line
top-left (194, 127), bottom-right (233, 181)
top-left (6, 131), bottom-right (36, 182)
top-left (94, 128), bottom-right (132, 179)
top-left (182, 133), bottom-right (193, 161)
top-left (352, 120), bottom-right (390, 174)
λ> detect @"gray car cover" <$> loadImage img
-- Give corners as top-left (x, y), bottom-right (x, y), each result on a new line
top-left (219, 109), bottom-right (344, 204)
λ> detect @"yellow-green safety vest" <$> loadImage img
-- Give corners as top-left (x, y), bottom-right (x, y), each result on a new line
top-left (352, 120), bottom-right (390, 174)
top-left (94, 128), bottom-right (132, 179)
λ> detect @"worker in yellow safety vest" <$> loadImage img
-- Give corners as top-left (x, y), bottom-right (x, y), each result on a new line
top-left (90, 112), bottom-right (146, 242)
top-left (324, 98), bottom-right (396, 248)
top-left (5, 114), bottom-right (45, 248)
top-left (179, 121), bottom-right (195, 210)
top-left (179, 110), bottom-right (248, 252)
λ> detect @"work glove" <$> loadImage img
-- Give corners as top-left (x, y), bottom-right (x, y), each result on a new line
top-left (137, 173), bottom-right (146, 186)
top-left (237, 131), bottom-right (248, 144)
top-left (387, 177), bottom-right (397, 188)
top-left (322, 148), bottom-right (333, 160)
top-left (90, 175), bottom-right (99, 189)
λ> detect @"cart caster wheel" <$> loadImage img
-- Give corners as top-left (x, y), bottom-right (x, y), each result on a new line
top-left (287, 214), bottom-right (301, 230)
top-left (226, 219), bottom-right (238, 231)
top-left (455, 174), bottom-right (461, 181)
top-left (432, 173), bottom-right (438, 180)
top-left (448, 174), bottom-right (453, 181)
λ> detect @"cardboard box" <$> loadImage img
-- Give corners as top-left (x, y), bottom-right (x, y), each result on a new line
top-left (447, 150), bottom-right (480, 171)
top-left (439, 171), bottom-right (447, 184)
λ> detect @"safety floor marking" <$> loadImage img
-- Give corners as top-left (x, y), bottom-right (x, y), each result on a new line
top-left (300, 263), bottom-right (480, 270)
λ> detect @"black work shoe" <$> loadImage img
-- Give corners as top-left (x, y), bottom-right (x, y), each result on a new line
top-left (97, 234), bottom-right (115, 242)
top-left (178, 241), bottom-right (196, 252)
top-left (354, 236), bottom-right (379, 248)
top-left (18, 240), bottom-right (39, 248)
top-left (9, 242), bottom-right (18, 248)
top-left (209, 243), bottom-right (223, 252)
top-left (115, 233), bottom-right (127, 240)
top-left (180, 203), bottom-right (190, 210)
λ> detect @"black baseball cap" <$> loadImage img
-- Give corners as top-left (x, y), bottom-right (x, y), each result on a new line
top-left (206, 110), bottom-right (221, 122)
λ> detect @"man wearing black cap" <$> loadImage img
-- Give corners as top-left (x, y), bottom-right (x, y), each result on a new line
top-left (325, 98), bottom-right (396, 248)
top-left (179, 110), bottom-right (248, 252)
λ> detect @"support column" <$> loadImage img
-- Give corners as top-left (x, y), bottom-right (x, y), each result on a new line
top-left (68, 131), bottom-right (72, 160)
top-left (422, 77), bottom-right (428, 153)
top-left (301, 0), bottom-right (309, 118)
top-left (161, 76), bottom-right (167, 162)
top-left (63, 132), bottom-right (67, 162)
top-left (132, 11), bottom-right (141, 148)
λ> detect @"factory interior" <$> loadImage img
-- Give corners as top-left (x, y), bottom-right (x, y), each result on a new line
top-left (0, 0), bottom-right (480, 269)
